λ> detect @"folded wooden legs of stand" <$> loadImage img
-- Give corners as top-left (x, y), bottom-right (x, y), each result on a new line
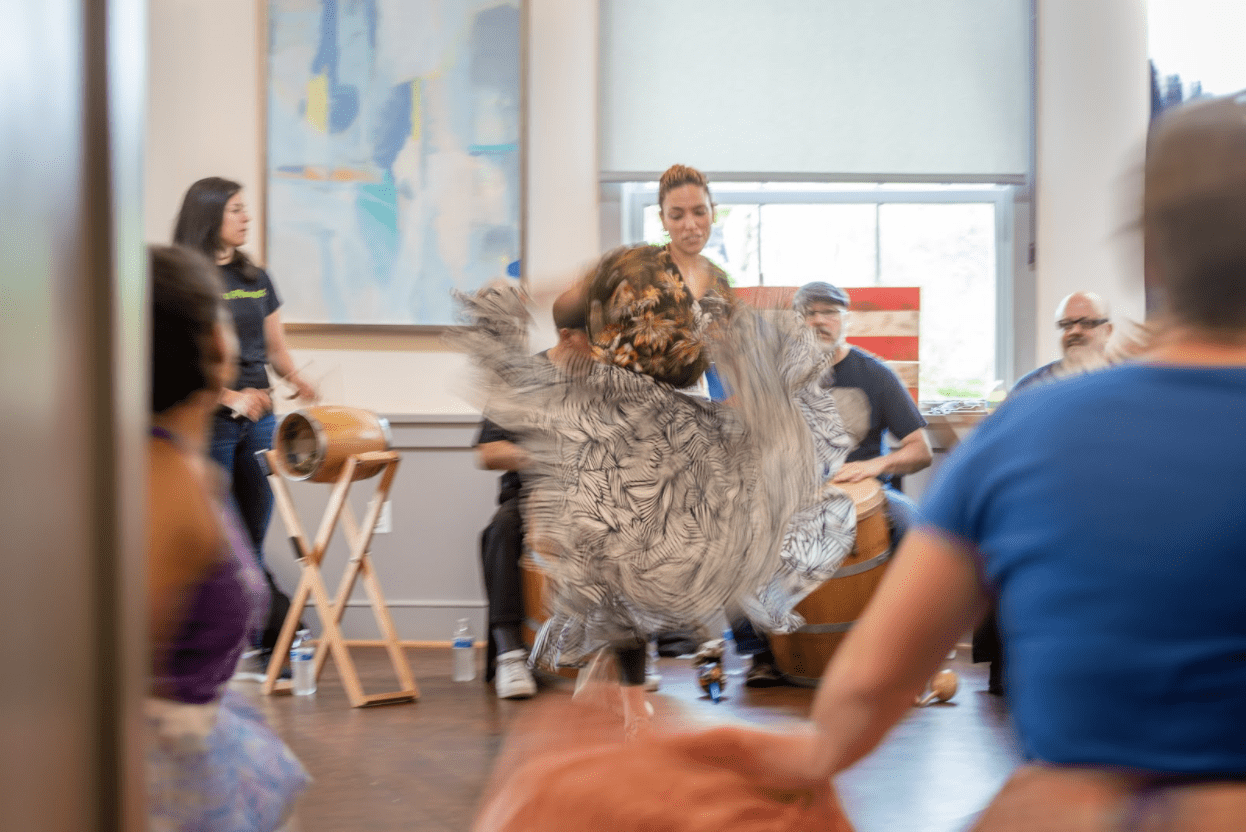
top-left (261, 449), bottom-right (419, 707)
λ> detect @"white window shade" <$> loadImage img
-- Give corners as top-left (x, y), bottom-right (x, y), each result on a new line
top-left (599, 0), bottom-right (1032, 181)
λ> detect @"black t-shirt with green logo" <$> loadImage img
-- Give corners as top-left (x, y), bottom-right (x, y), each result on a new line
top-left (219, 260), bottom-right (281, 390)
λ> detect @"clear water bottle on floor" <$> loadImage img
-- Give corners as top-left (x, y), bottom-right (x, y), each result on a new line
top-left (290, 629), bottom-right (316, 695)
top-left (452, 618), bottom-right (476, 682)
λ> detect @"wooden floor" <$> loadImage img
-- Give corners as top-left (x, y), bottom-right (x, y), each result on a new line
top-left (237, 645), bottom-right (1022, 832)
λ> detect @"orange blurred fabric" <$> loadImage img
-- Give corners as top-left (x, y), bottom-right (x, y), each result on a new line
top-left (474, 692), bottom-right (853, 832)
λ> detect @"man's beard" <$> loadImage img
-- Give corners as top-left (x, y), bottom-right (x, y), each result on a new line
top-left (1058, 342), bottom-right (1109, 376)
top-left (815, 335), bottom-right (845, 355)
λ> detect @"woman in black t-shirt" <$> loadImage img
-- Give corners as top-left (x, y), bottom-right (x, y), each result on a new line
top-left (174, 176), bottom-right (316, 656)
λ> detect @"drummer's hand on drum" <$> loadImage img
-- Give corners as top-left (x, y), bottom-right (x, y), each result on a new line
top-left (831, 458), bottom-right (887, 484)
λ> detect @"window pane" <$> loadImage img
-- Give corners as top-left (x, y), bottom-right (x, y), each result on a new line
top-left (638, 192), bottom-right (1004, 402)
top-left (878, 203), bottom-right (996, 400)
top-left (759, 204), bottom-right (877, 288)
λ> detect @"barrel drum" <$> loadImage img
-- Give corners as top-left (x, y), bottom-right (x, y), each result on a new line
top-left (769, 478), bottom-right (893, 686)
top-left (273, 406), bottom-right (393, 483)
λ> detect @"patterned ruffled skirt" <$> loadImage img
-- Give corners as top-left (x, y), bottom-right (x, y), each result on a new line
top-left (454, 286), bottom-right (857, 670)
top-left (146, 689), bottom-right (310, 832)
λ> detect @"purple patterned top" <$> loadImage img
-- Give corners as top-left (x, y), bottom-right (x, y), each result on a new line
top-left (151, 429), bottom-right (269, 704)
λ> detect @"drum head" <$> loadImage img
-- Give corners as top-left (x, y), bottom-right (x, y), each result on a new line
top-left (274, 406), bottom-right (393, 482)
top-left (275, 412), bottom-right (323, 479)
top-left (835, 478), bottom-right (886, 519)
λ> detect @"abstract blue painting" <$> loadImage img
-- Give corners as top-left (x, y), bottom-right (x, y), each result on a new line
top-left (267, 0), bottom-right (521, 326)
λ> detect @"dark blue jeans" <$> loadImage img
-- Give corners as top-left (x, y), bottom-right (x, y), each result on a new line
top-left (732, 480), bottom-right (918, 657)
top-left (209, 410), bottom-right (276, 564)
top-left (881, 482), bottom-right (918, 543)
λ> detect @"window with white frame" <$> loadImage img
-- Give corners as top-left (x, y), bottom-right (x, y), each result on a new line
top-left (622, 183), bottom-right (1014, 402)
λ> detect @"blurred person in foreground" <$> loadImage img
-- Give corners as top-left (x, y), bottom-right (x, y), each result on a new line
top-left (978, 289), bottom-right (1117, 695)
top-left (672, 91), bottom-right (1246, 831)
top-left (477, 91), bottom-right (1246, 832)
top-left (147, 245), bottom-right (308, 830)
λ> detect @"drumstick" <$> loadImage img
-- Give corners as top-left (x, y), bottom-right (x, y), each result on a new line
top-left (915, 669), bottom-right (959, 706)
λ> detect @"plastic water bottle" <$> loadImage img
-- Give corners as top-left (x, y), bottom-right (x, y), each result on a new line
top-left (290, 629), bottom-right (316, 695)
top-left (452, 618), bottom-right (476, 682)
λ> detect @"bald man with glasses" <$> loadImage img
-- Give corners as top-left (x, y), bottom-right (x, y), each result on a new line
top-left (1014, 291), bottom-right (1114, 392)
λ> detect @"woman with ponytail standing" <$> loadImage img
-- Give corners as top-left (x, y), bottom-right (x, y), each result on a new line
top-left (174, 177), bottom-right (316, 662)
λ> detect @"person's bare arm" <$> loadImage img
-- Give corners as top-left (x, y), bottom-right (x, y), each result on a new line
top-left (801, 527), bottom-right (987, 774)
top-left (476, 439), bottom-right (531, 472)
top-left (671, 527), bottom-right (987, 785)
top-left (263, 309), bottom-right (316, 401)
top-left (832, 427), bottom-right (932, 483)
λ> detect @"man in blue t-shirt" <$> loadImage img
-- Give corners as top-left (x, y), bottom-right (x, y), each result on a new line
top-left (737, 281), bottom-right (933, 687)
top-left (688, 95), bottom-right (1246, 819)
top-left (975, 289), bottom-right (1116, 694)
top-left (1014, 290), bottom-right (1114, 392)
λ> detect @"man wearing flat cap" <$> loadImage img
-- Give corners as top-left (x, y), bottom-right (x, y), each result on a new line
top-left (736, 280), bottom-right (933, 687)
top-left (793, 281), bottom-right (932, 534)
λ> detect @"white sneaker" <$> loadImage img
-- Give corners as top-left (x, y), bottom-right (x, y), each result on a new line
top-left (495, 649), bottom-right (537, 700)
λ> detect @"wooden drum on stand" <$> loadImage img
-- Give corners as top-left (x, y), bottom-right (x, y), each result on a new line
top-left (769, 478), bottom-right (893, 686)
top-left (273, 406), bottom-right (393, 482)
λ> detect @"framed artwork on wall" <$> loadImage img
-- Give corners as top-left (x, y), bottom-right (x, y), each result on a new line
top-left (265, 0), bottom-right (524, 329)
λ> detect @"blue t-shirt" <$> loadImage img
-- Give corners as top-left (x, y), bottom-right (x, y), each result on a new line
top-left (922, 364), bottom-right (1246, 773)
top-left (1012, 359), bottom-right (1060, 393)
top-left (826, 347), bottom-right (926, 482)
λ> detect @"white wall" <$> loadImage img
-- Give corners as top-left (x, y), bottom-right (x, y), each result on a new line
top-left (1034, 0), bottom-right (1149, 363)
top-left (146, 0), bottom-right (266, 251)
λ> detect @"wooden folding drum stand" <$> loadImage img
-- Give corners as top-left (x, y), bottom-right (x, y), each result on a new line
top-left (261, 449), bottom-right (419, 707)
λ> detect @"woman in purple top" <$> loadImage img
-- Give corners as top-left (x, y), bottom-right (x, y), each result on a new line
top-left (147, 244), bottom-right (308, 830)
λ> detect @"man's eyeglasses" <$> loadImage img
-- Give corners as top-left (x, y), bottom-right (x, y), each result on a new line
top-left (802, 306), bottom-right (847, 319)
top-left (1056, 317), bottom-right (1108, 332)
